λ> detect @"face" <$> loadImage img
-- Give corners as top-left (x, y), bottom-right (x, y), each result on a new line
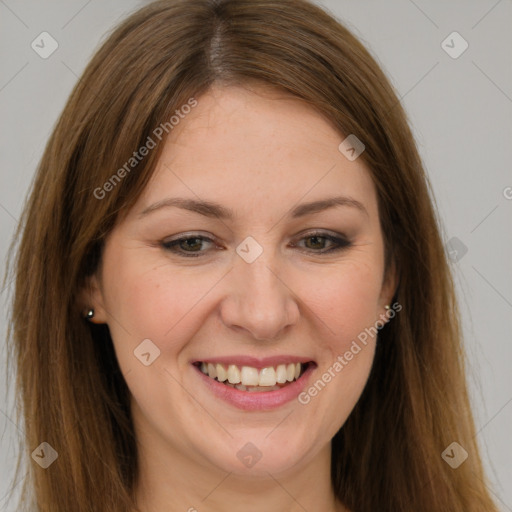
top-left (87, 84), bottom-right (396, 478)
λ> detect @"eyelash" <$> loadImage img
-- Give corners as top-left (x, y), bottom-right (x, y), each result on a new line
top-left (161, 231), bottom-right (352, 258)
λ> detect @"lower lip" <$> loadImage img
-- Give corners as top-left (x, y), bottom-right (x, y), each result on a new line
top-left (194, 364), bottom-right (316, 411)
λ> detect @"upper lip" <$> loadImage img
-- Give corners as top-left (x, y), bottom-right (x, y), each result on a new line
top-left (192, 355), bottom-right (315, 369)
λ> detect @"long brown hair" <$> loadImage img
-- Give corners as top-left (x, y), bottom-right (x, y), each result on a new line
top-left (5, 0), bottom-right (498, 510)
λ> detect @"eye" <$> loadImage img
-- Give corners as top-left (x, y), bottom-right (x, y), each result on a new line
top-left (292, 231), bottom-right (352, 254)
top-left (161, 234), bottom-right (216, 257)
top-left (161, 230), bottom-right (351, 258)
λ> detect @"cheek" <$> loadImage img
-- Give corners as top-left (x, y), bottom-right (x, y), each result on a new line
top-left (295, 259), bottom-right (382, 413)
top-left (102, 252), bottom-right (228, 355)
top-left (295, 262), bottom-right (381, 432)
top-left (300, 259), bottom-right (383, 345)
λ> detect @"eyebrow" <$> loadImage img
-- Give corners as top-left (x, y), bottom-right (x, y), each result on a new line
top-left (138, 195), bottom-right (368, 220)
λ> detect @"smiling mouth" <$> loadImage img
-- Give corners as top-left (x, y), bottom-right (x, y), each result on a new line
top-left (194, 361), bottom-right (313, 392)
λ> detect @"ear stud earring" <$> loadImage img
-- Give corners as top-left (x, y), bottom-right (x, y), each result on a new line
top-left (384, 305), bottom-right (390, 310)
top-left (85, 308), bottom-right (95, 320)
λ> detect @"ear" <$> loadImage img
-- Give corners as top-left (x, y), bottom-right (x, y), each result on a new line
top-left (78, 273), bottom-right (109, 324)
top-left (379, 258), bottom-right (399, 316)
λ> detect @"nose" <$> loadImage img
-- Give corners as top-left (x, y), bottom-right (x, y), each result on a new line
top-left (219, 252), bottom-right (300, 341)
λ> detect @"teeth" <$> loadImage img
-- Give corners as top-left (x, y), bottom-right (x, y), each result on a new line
top-left (286, 363), bottom-right (295, 382)
top-left (207, 363), bottom-right (217, 379)
top-left (241, 366), bottom-right (259, 386)
top-left (216, 364), bottom-right (228, 382)
top-left (276, 364), bottom-right (287, 383)
top-left (258, 367), bottom-right (276, 386)
top-left (199, 361), bottom-right (307, 390)
top-left (227, 364), bottom-right (241, 384)
top-left (247, 385), bottom-right (281, 392)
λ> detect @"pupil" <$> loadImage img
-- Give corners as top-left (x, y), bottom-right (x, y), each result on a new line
top-left (308, 236), bottom-right (324, 249)
top-left (184, 238), bottom-right (201, 251)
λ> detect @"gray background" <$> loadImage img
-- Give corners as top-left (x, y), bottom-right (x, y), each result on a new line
top-left (1, 0), bottom-right (511, 510)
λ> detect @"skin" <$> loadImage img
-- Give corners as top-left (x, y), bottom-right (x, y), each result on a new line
top-left (84, 83), bottom-right (397, 512)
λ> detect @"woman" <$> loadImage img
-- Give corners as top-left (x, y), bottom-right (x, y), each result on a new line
top-left (5, 0), bottom-right (499, 510)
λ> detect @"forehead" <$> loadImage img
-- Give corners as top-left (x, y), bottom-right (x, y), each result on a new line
top-left (131, 84), bottom-right (379, 224)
